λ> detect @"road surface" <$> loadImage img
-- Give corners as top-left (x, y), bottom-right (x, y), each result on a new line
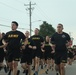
top-left (0, 60), bottom-right (76, 75)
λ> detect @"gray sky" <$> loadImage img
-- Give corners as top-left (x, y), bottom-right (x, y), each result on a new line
top-left (0, 0), bottom-right (76, 44)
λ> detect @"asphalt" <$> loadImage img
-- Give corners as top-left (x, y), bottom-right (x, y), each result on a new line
top-left (0, 60), bottom-right (76, 75)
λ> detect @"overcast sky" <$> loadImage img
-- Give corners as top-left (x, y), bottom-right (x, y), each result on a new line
top-left (0, 0), bottom-right (76, 44)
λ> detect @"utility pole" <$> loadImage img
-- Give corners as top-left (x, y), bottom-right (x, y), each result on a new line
top-left (24, 1), bottom-right (36, 36)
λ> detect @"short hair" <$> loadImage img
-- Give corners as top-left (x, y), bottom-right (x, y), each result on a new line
top-left (58, 23), bottom-right (63, 28)
top-left (35, 28), bottom-right (39, 31)
top-left (25, 31), bottom-right (29, 34)
top-left (2, 33), bottom-right (6, 37)
top-left (12, 21), bottom-right (18, 26)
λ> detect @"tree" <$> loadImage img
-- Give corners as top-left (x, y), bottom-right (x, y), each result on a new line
top-left (39, 21), bottom-right (56, 38)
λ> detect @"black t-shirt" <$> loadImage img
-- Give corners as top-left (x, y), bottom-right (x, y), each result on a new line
top-left (31, 35), bottom-right (44, 50)
top-left (44, 42), bottom-right (52, 54)
top-left (51, 32), bottom-right (70, 52)
top-left (22, 38), bottom-right (35, 54)
top-left (3, 30), bottom-right (25, 50)
top-left (0, 39), bottom-right (4, 51)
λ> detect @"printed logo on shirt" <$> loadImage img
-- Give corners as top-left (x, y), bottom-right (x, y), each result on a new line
top-left (8, 34), bottom-right (19, 38)
top-left (22, 41), bottom-right (30, 45)
top-left (45, 44), bottom-right (50, 46)
top-left (62, 35), bottom-right (66, 38)
top-left (32, 37), bottom-right (40, 40)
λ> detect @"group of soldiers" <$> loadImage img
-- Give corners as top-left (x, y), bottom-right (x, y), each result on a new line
top-left (0, 21), bottom-right (76, 75)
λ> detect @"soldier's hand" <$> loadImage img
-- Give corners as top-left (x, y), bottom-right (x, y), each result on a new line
top-left (21, 45), bottom-right (25, 49)
top-left (28, 45), bottom-right (32, 49)
top-left (33, 46), bottom-right (36, 50)
top-left (51, 50), bottom-right (55, 53)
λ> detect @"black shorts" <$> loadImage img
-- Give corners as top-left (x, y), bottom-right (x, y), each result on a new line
top-left (7, 50), bottom-right (21, 62)
top-left (40, 52), bottom-right (44, 59)
top-left (21, 54), bottom-right (32, 65)
top-left (51, 53), bottom-right (55, 60)
top-left (32, 49), bottom-right (42, 59)
top-left (55, 52), bottom-right (67, 65)
top-left (44, 53), bottom-right (51, 60)
top-left (0, 50), bottom-right (5, 62)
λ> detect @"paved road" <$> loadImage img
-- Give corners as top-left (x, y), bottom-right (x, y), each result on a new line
top-left (0, 60), bottom-right (76, 75)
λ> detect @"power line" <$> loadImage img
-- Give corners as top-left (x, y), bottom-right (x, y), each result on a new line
top-left (36, 1), bottom-right (51, 20)
top-left (8, 0), bottom-right (51, 22)
top-left (8, 0), bottom-right (38, 25)
top-left (15, 0), bottom-right (25, 4)
top-left (24, 1), bottom-right (36, 36)
top-left (29, 0), bottom-right (51, 21)
top-left (11, 0), bottom-right (49, 22)
top-left (0, 17), bottom-right (42, 28)
top-left (13, 0), bottom-right (31, 5)
top-left (0, 17), bottom-right (29, 25)
top-left (0, 24), bottom-right (29, 30)
top-left (0, 1), bottom-right (25, 13)
top-left (13, 0), bottom-right (42, 20)
top-left (36, 6), bottom-right (50, 21)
